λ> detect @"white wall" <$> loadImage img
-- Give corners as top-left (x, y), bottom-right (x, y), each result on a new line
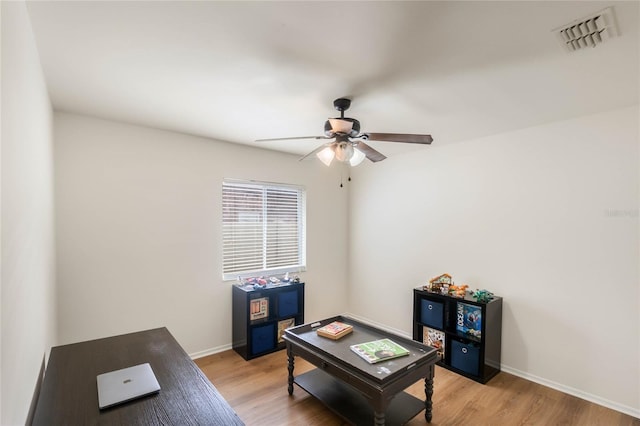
top-left (1, 2), bottom-right (57, 424)
top-left (348, 106), bottom-right (639, 417)
top-left (54, 112), bottom-right (349, 354)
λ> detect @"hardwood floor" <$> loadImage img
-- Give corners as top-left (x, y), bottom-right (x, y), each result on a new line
top-left (195, 349), bottom-right (640, 426)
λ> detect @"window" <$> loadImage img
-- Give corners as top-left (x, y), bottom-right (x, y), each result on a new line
top-left (222, 179), bottom-right (306, 280)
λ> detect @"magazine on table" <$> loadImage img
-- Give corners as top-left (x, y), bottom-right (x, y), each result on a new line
top-left (350, 338), bottom-right (410, 364)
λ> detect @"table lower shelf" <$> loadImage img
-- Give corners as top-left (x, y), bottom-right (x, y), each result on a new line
top-left (294, 368), bottom-right (425, 426)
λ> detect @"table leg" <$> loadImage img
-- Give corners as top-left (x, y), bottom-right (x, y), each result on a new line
top-left (424, 364), bottom-right (435, 423)
top-left (287, 344), bottom-right (295, 396)
top-left (374, 411), bottom-right (385, 426)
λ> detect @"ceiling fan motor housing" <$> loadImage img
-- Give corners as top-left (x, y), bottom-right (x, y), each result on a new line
top-left (324, 118), bottom-right (360, 137)
top-left (333, 98), bottom-right (351, 112)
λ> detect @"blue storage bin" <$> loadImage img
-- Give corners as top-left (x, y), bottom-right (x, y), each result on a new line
top-left (420, 299), bottom-right (444, 329)
top-left (251, 323), bottom-right (275, 355)
top-left (450, 339), bottom-right (480, 376)
top-left (278, 290), bottom-right (299, 318)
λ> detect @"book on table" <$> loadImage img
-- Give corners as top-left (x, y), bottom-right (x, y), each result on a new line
top-left (316, 321), bottom-right (353, 340)
top-left (350, 338), bottom-right (410, 364)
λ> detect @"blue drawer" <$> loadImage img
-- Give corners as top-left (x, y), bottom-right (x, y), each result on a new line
top-left (251, 323), bottom-right (275, 355)
top-left (450, 339), bottom-right (480, 376)
top-left (278, 290), bottom-right (299, 318)
top-left (420, 299), bottom-right (444, 329)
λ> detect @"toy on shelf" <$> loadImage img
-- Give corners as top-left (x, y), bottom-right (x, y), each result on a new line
top-left (472, 289), bottom-right (494, 303)
top-left (449, 284), bottom-right (469, 298)
top-left (243, 276), bottom-right (268, 288)
top-left (237, 273), bottom-right (302, 290)
top-left (424, 273), bottom-right (453, 294)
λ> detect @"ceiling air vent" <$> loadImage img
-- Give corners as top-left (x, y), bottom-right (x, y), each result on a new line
top-left (553, 7), bottom-right (618, 52)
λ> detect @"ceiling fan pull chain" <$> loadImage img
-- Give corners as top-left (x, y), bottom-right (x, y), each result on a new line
top-left (339, 164), bottom-right (351, 188)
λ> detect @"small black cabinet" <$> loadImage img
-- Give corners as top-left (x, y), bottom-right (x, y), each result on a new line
top-left (232, 282), bottom-right (304, 360)
top-left (413, 287), bottom-right (502, 383)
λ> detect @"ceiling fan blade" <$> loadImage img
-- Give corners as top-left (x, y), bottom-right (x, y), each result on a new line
top-left (365, 133), bottom-right (433, 144)
top-left (354, 141), bottom-right (387, 163)
top-left (299, 143), bottom-right (334, 161)
top-left (255, 136), bottom-right (329, 142)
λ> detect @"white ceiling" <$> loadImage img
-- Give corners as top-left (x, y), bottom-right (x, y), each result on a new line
top-left (26, 1), bottom-right (639, 158)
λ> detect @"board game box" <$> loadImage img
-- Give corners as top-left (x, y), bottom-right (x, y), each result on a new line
top-left (277, 318), bottom-right (295, 343)
top-left (316, 321), bottom-right (353, 340)
top-left (456, 302), bottom-right (482, 339)
top-left (423, 326), bottom-right (445, 358)
top-left (249, 297), bottom-right (269, 321)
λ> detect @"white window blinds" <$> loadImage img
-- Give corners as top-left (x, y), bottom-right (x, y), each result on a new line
top-left (222, 180), bottom-right (306, 280)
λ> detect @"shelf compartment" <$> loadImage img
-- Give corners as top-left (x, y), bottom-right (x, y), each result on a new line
top-left (251, 323), bottom-right (276, 356)
top-left (420, 299), bottom-right (444, 329)
top-left (277, 290), bottom-right (300, 318)
top-left (450, 338), bottom-right (480, 376)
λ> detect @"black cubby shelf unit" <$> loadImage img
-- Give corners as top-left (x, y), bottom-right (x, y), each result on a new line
top-left (413, 287), bottom-right (502, 384)
top-left (232, 282), bottom-right (305, 360)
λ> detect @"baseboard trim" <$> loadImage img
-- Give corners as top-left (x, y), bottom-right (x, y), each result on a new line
top-left (189, 343), bottom-right (232, 360)
top-left (500, 365), bottom-right (640, 420)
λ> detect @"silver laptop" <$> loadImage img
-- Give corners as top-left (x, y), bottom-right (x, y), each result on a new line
top-left (97, 363), bottom-right (161, 409)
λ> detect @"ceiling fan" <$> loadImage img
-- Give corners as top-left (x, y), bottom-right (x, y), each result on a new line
top-left (256, 98), bottom-right (433, 166)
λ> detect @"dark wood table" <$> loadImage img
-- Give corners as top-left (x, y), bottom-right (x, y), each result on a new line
top-left (32, 327), bottom-right (244, 425)
top-left (284, 316), bottom-right (437, 426)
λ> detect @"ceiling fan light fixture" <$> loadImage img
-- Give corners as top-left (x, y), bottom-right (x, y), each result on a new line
top-left (335, 142), bottom-right (354, 162)
top-left (316, 146), bottom-right (335, 166)
top-left (349, 147), bottom-right (366, 166)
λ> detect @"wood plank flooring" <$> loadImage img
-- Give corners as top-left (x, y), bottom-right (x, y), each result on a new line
top-left (195, 349), bottom-right (639, 426)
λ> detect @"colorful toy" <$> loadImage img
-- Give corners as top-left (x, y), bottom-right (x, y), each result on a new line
top-left (425, 273), bottom-right (453, 293)
top-left (449, 284), bottom-right (469, 298)
top-left (472, 289), bottom-right (494, 303)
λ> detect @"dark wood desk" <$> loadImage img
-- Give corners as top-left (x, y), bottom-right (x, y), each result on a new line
top-left (284, 316), bottom-right (437, 426)
top-left (32, 327), bottom-right (244, 425)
